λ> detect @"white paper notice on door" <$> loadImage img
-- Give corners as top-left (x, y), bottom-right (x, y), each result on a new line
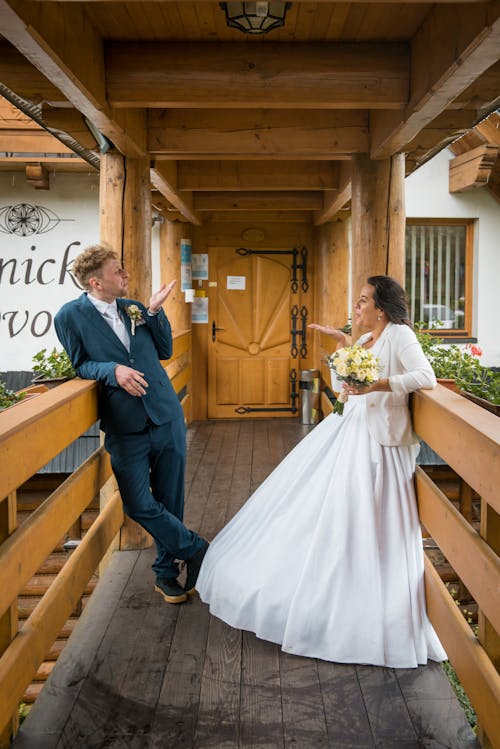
top-left (226, 275), bottom-right (246, 290)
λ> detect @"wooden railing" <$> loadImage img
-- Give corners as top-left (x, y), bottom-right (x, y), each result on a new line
top-left (0, 330), bottom-right (192, 746)
top-left (322, 381), bottom-right (500, 747)
top-left (412, 386), bottom-right (500, 749)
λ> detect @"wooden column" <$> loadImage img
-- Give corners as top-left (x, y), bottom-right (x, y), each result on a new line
top-left (351, 153), bottom-right (406, 337)
top-left (99, 151), bottom-right (153, 551)
top-left (99, 151), bottom-right (125, 253)
top-left (160, 220), bottom-right (193, 334)
top-left (100, 152), bottom-right (152, 301)
top-left (0, 493), bottom-right (18, 747)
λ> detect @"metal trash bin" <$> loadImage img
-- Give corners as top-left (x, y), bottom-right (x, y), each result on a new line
top-left (299, 369), bottom-right (321, 425)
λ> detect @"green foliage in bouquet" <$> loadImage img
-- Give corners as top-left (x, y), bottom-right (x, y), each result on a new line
top-left (32, 348), bottom-right (76, 380)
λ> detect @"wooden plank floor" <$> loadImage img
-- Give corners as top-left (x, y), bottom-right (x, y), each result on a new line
top-left (13, 420), bottom-right (479, 749)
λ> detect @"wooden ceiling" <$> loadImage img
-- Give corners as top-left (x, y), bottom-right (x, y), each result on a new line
top-left (0, 0), bottom-right (499, 222)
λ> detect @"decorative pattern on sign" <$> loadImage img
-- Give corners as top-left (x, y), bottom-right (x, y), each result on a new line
top-left (0, 203), bottom-right (72, 236)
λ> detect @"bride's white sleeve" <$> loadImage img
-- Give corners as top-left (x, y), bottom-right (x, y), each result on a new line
top-left (388, 326), bottom-right (437, 396)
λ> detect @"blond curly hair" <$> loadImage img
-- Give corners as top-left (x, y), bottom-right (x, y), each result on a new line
top-left (72, 244), bottom-right (118, 291)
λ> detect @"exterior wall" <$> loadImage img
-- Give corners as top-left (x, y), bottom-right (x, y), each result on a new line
top-left (405, 150), bottom-right (500, 367)
top-left (0, 172), bottom-right (163, 372)
top-left (0, 172), bottom-right (99, 371)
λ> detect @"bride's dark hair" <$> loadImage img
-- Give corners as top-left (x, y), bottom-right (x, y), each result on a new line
top-left (367, 275), bottom-right (412, 327)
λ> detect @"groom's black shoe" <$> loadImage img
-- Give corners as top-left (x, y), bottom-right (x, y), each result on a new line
top-left (154, 577), bottom-right (187, 604)
top-left (185, 540), bottom-right (209, 595)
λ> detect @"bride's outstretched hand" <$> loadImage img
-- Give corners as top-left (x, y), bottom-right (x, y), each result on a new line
top-left (308, 323), bottom-right (347, 347)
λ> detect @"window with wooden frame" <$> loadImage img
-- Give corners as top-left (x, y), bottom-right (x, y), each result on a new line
top-left (405, 219), bottom-right (473, 338)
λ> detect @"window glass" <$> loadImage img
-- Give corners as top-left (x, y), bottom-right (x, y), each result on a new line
top-left (405, 223), bottom-right (469, 334)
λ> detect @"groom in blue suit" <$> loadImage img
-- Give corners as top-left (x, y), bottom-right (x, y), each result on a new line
top-left (55, 244), bottom-right (208, 603)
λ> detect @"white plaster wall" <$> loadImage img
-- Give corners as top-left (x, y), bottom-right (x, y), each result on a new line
top-left (0, 172), bottom-right (167, 372)
top-left (0, 172), bottom-right (100, 370)
top-left (405, 150), bottom-right (500, 367)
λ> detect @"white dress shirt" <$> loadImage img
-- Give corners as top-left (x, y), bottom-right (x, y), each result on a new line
top-left (87, 294), bottom-right (130, 352)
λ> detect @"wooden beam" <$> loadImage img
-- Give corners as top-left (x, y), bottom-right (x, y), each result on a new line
top-left (314, 162), bottom-right (352, 225)
top-left (195, 210), bottom-right (313, 223)
top-left (40, 107), bottom-right (99, 150)
top-left (404, 109), bottom-right (477, 173)
top-left (193, 191), bottom-right (323, 211)
top-left (26, 1), bottom-right (492, 4)
top-left (0, 1), bottom-right (147, 157)
top-left (177, 161), bottom-right (339, 191)
top-left (0, 130), bottom-right (74, 153)
top-left (149, 110), bottom-right (369, 159)
top-left (371, 3), bottom-right (500, 158)
top-left (150, 161), bottom-right (202, 226)
top-left (475, 111), bottom-right (500, 147)
top-left (25, 162), bottom-right (49, 189)
top-left (449, 144), bottom-right (499, 192)
top-left (108, 42), bottom-right (409, 109)
top-left (0, 156), bottom-right (91, 171)
top-left (0, 43), bottom-right (66, 104)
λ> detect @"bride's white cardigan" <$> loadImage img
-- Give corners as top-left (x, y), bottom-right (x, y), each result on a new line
top-left (333, 322), bottom-right (436, 447)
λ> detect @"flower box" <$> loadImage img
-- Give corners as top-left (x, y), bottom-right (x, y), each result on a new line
top-left (461, 391), bottom-right (500, 417)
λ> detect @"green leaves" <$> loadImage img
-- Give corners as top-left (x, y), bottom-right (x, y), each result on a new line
top-left (0, 380), bottom-right (25, 411)
top-left (32, 348), bottom-right (76, 380)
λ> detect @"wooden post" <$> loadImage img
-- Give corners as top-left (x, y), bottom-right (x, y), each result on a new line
top-left (99, 151), bottom-right (125, 253)
top-left (99, 152), bottom-right (153, 551)
top-left (351, 153), bottom-right (405, 338)
top-left (477, 500), bottom-right (500, 749)
top-left (160, 220), bottom-right (192, 334)
top-left (0, 493), bottom-right (19, 747)
top-left (313, 218), bottom-right (350, 364)
top-left (123, 156), bottom-right (152, 301)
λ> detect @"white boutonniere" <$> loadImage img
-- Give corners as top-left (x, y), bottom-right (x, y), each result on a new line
top-left (126, 304), bottom-right (145, 336)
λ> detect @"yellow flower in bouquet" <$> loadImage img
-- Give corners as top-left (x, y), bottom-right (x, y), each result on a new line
top-left (327, 345), bottom-right (381, 415)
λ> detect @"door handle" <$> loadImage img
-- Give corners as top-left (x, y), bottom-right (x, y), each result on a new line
top-left (212, 320), bottom-right (225, 342)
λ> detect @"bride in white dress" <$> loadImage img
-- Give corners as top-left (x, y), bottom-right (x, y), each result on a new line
top-left (196, 276), bottom-right (446, 668)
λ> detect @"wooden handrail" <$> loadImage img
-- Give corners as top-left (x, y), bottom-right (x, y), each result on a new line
top-left (0, 331), bottom-right (193, 742)
top-left (0, 492), bottom-right (123, 735)
top-left (0, 379), bottom-right (99, 500)
top-left (413, 386), bottom-right (500, 514)
top-left (415, 467), bottom-right (500, 633)
top-left (321, 381), bottom-right (500, 744)
top-left (0, 447), bottom-right (112, 622)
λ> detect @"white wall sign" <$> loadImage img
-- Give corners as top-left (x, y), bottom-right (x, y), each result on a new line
top-left (0, 173), bottom-right (99, 371)
top-left (192, 297), bottom-right (209, 324)
top-left (192, 253), bottom-right (209, 280)
top-left (180, 238), bottom-right (192, 291)
top-left (226, 275), bottom-right (246, 290)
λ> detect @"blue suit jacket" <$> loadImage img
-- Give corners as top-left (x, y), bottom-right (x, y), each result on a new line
top-left (55, 293), bottom-right (183, 434)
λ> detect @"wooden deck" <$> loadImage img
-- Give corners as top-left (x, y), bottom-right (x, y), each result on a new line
top-left (13, 420), bottom-right (479, 749)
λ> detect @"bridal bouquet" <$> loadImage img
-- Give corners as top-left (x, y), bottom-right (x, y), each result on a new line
top-left (327, 345), bottom-right (381, 415)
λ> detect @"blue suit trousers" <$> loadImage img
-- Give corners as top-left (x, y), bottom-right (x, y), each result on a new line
top-left (105, 416), bottom-right (203, 579)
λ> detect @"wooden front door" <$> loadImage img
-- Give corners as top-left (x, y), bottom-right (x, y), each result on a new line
top-left (207, 247), bottom-right (296, 419)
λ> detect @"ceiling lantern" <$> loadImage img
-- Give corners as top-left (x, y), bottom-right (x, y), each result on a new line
top-left (220, 2), bottom-right (291, 35)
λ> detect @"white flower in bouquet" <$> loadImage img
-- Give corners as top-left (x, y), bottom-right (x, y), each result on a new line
top-left (327, 345), bottom-right (381, 415)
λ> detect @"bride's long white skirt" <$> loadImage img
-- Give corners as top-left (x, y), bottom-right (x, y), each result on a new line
top-left (197, 399), bottom-right (447, 668)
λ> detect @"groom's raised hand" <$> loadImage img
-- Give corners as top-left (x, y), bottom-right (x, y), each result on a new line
top-left (148, 279), bottom-right (176, 314)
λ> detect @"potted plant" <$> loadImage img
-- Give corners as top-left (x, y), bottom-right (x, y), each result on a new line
top-left (32, 348), bottom-right (76, 387)
top-left (0, 380), bottom-right (26, 411)
top-left (456, 368), bottom-right (500, 416)
top-left (414, 324), bottom-right (483, 391)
